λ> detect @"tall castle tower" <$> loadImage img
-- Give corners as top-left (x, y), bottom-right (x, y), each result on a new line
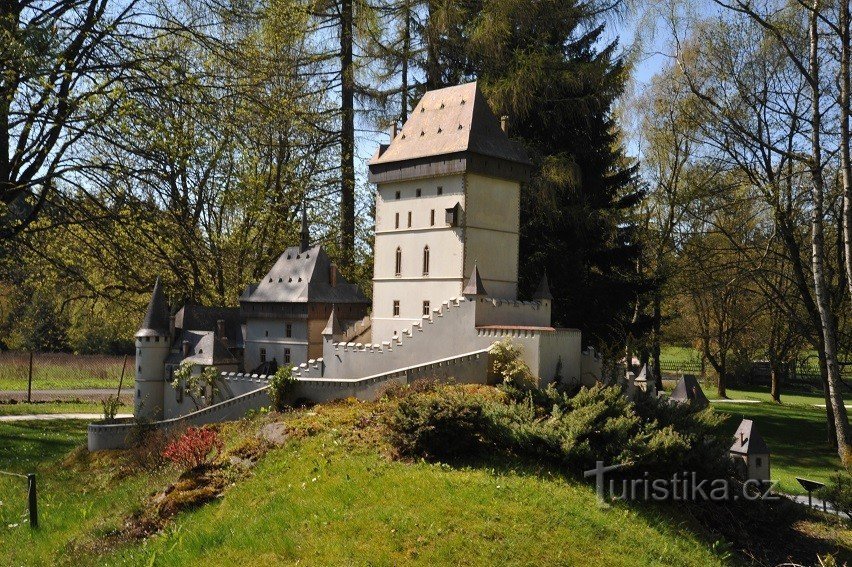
top-left (134, 277), bottom-right (171, 420)
top-left (367, 82), bottom-right (531, 341)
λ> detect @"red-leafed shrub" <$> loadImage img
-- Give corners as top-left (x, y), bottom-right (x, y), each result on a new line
top-left (162, 427), bottom-right (223, 470)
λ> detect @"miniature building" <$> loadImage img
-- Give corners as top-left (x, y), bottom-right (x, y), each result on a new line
top-left (730, 419), bottom-right (771, 482)
top-left (632, 364), bottom-right (657, 396)
top-left (669, 374), bottom-right (709, 409)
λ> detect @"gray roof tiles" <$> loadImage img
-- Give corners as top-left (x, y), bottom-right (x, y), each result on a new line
top-left (241, 245), bottom-right (369, 305)
top-left (136, 277), bottom-right (170, 338)
top-left (177, 330), bottom-right (239, 366)
top-left (730, 419), bottom-right (770, 455)
top-left (462, 265), bottom-right (488, 297)
top-left (369, 82), bottom-right (531, 167)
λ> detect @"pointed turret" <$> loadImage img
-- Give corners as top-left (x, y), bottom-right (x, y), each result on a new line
top-left (533, 272), bottom-right (553, 301)
top-left (300, 202), bottom-right (310, 253)
top-left (462, 264), bottom-right (488, 297)
top-left (322, 305), bottom-right (344, 338)
top-left (136, 277), bottom-right (170, 338)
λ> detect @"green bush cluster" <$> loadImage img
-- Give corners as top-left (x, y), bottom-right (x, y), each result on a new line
top-left (386, 382), bottom-right (729, 479)
top-left (268, 366), bottom-right (296, 411)
top-left (817, 471), bottom-right (852, 519)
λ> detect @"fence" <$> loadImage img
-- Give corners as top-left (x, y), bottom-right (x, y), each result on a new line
top-left (0, 351), bottom-right (132, 402)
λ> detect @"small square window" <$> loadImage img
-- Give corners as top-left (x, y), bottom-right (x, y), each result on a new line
top-left (286, 323), bottom-right (293, 338)
top-left (284, 348), bottom-right (291, 364)
top-left (437, 186), bottom-right (443, 195)
top-left (393, 300), bottom-right (400, 317)
top-left (416, 188), bottom-right (422, 197)
top-left (407, 211), bottom-right (412, 227)
top-left (395, 190), bottom-right (401, 200)
top-left (423, 300), bottom-right (431, 316)
top-left (265, 330), bottom-right (269, 337)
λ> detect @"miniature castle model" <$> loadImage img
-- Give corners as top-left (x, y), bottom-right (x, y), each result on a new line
top-left (131, 81), bottom-right (602, 424)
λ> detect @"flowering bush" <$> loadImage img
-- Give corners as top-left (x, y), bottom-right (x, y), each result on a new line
top-left (162, 427), bottom-right (223, 470)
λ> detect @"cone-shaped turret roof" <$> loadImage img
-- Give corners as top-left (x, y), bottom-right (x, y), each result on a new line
top-left (462, 264), bottom-right (488, 297)
top-left (136, 277), bottom-right (170, 338)
top-left (730, 419), bottom-right (770, 455)
top-left (322, 305), bottom-right (345, 337)
top-left (533, 272), bottom-right (553, 301)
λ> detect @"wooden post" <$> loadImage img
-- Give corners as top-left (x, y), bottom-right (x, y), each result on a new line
top-left (27, 474), bottom-right (38, 529)
top-left (117, 354), bottom-right (128, 398)
top-left (27, 351), bottom-right (33, 403)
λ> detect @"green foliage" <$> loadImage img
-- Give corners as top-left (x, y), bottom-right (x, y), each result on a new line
top-left (172, 363), bottom-right (220, 409)
top-left (386, 382), bottom-right (729, 478)
top-left (817, 471), bottom-right (852, 519)
top-left (268, 365), bottom-right (296, 411)
top-left (489, 339), bottom-right (534, 389)
top-left (101, 395), bottom-right (122, 423)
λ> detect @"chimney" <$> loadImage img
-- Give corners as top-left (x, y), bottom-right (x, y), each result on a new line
top-left (169, 315), bottom-right (175, 339)
top-left (217, 319), bottom-right (226, 347)
top-left (500, 115), bottom-right (509, 135)
top-left (300, 203), bottom-right (310, 253)
top-left (182, 340), bottom-right (190, 358)
top-left (391, 122), bottom-right (399, 139)
top-left (329, 264), bottom-right (338, 287)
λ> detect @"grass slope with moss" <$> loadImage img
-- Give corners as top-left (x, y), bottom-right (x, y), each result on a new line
top-left (1, 390), bottom-right (850, 566)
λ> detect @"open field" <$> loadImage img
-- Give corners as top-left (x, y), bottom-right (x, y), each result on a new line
top-left (0, 401), bottom-right (121, 417)
top-left (0, 352), bottom-right (132, 392)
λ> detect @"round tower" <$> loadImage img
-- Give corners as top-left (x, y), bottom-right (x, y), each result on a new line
top-left (134, 277), bottom-right (171, 421)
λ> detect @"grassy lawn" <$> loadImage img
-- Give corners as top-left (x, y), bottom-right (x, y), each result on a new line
top-left (0, 401), bottom-right (124, 416)
top-left (0, 398), bottom-right (848, 566)
top-left (660, 345), bottom-right (702, 364)
top-left (0, 420), bottom-right (170, 566)
top-left (703, 385), bottom-right (843, 494)
top-left (0, 352), bottom-right (133, 391)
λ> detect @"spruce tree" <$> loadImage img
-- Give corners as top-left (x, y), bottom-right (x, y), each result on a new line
top-left (427, 0), bottom-right (647, 348)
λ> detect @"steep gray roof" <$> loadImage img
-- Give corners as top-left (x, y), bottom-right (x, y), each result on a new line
top-left (730, 419), bottom-right (770, 455)
top-left (240, 245), bottom-right (369, 305)
top-left (462, 265), bottom-right (488, 296)
top-left (174, 305), bottom-right (243, 349)
top-left (369, 82), bottom-right (530, 167)
top-left (670, 374), bottom-right (709, 408)
top-left (322, 305), bottom-right (344, 336)
top-left (533, 272), bottom-right (553, 301)
top-left (175, 330), bottom-right (239, 366)
top-left (136, 277), bottom-right (170, 338)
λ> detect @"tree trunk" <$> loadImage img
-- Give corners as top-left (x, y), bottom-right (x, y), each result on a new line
top-left (770, 360), bottom-right (781, 403)
top-left (339, 0), bottom-right (356, 265)
top-left (841, 0), bottom-right (852, 309)
top-left (717, 367), bottom-right (727, 399)
top-left (809, 2), bottom-right (851, 461)
top-left (651, 290), bottom-right (663, 391)
top-left (818, 350), bottom-right (838, 447)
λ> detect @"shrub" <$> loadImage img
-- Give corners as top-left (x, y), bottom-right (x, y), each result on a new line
top-left (162, 427), bottom-right (223, 471)
top-left (489, 339), bottom-right (535, 390)
top-left (268, 366), bottom-right (296, 411)
top-left (384, 382), bottom-right (729, 479)
top-left (817, 471), bottom-right (852, 519)
top-left (172, 363), bottom-right (221, 409)
top-left (101, 394), bottom-right (122, 423)
top-left (386, 387), bottom-right (492, 460)
top-left (124, 422), bottom-right (170, 471)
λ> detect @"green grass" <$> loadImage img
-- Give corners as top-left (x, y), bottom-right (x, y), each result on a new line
top-left (101, 435), bottom-right (728, 567)
top-left (0, 401), bottom-right (124, 416)
top-left (660, 346), bottom-right (702, 364)
top-left (0, 420), bottom-right (169, 566)
top-left (708, 386), bottom-right (843, 494)
top-left (0, 399), bottom-right (848, 566)
top-left (706, 384), bottom-right (828, 407)
top-left (0, 352), bottom-right (133, 391)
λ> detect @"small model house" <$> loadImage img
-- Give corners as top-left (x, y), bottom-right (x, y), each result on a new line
top-left (730, 419), bottom-right (771, 482)
top-left (669, 374), bottom-right (709, 409)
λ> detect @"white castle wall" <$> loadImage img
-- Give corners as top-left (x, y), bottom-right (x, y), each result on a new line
top-left (297, 297), bottom-right (587, 386)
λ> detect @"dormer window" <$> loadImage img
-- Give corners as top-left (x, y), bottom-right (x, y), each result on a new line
top-left (445, 203), bottom-right (461, 226)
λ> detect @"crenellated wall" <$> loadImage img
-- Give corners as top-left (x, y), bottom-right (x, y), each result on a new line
top-left (294, 296), bottom-right (587, 386)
